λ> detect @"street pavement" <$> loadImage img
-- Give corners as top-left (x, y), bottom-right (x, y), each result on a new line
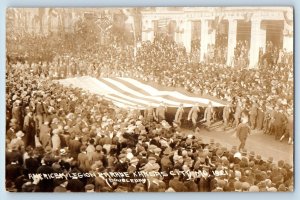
top-left (183, 124), bottom-right (294, 166)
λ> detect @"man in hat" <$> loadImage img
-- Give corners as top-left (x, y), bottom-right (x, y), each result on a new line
top-left (51, 129), bottom-right (61, 151)
top-left (91, 145), bottom-right (104, 163)
top-left (36, 157), bottom-right (55, 192)
top-left (236, 116), bottom-right (251, 151)
top-left (128, 157), bottom-right (139, 172)
top-left (223, 103), bottom-right (231, 128)
top-left (198, 166), bottom-right (212, 192)
top-left (24, 150), bottom-right (40, 174)
top-left (174, 104), bottom-right (184, 127)
top-left (7, 120), bottom-right (17, 142)
top-left (39, 120), bottom-right (52, 149)
top-left (248, 151), bottom-right (256, 162)
top-left (141, 155), bottom-right (160, 172)
top-left (35, 97), bottom-right (46, 130)
top-left (10, 131), bottom-right (25, 151)
top-left (256, 103), bottom-right (265, 131)
top-left (160, 148), bottom-right (173, 172)
top-left (249, 100), bottom-right (258, 129)
top-left (203, 101), bottom-right (214, 129)
top-left (115, 153), bottom-right (129, 172)
top-left (280, 108), bottom-right (293, 144)
top-left (23, 109), bottom-right (36, 147)
top-left (77, 146), bottom-right (90, 172)
top-left (86, 139), bottom-right (95, 161)
top-left (6, 156), bottom-right (23, 183)
top-left (233, 99), bottom-right (243, 128)
top-left (188, 103), bottom-right (200, 127)
top-left (12, 100), bottom-right (22, 129)
top-left (155, 102), bottom-right (167, 122)
top-left (169, 175), bottom-right (187, 192)
top-left (273, 108), bottom-right (287, 140)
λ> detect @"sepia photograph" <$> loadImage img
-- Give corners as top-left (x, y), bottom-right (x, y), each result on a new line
top-left (5, 7), bottom-right (294, 192)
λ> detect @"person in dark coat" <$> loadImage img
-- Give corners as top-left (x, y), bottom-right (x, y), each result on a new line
top-left (236, 116), bottom-right (251, 151)
top-left (66, 178), bottom-right (84, 192)
top-left (155, 102), bottom-right (167, 122)
top-left (169, 176), bottom-right (187, 192)
top-left (255, 106), bottom-right (264, 130)
top-left (273, 109), bottom-right (287, 140)
top-left (144, 105), bottom-right (156, 122)
top-left (223, 103), bottom-right (231, 128)
top-left (115, 154), bottom-right (129, 172)
top-left (280, 109), bottom-right (293, 144)
top-left (6, 126), bottom-right (16, 142)
top-left (6, 145), bottom-right (23, 165)
top-left (39, 121), bottom-right (51, 149)
top-left (77, 146), bottom-right (90, 172)
top-left (35, 98), bottom-right (45, 130)
top-left (25, 151), bottom-right (40, 174)
top-left (183, 178), bottom-right (198, 192)
top-left (6, 161), bottom-right (22, 182)
top-left (23, 111), bottom-right (36, 147)
top-left (36, 157), bottom-right (55, 192)
top-left (68, 136), bottom-right (82, 159)
top-left (198, 170), bottom-right (212, 192)
top-left (174, 104), bottom-right (184, 126)
top-left (249, 101), bottom-right (258, 129)
top-left (12, 101), bottom-right (22, 129)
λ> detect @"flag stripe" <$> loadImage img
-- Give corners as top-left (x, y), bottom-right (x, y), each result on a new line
top-left (97, 79), bottom-right (161, 106)
top-left (58, 77), bottom-right (148, 108)
top-left (117, 77), bottom-right (225, 107)
top-left (58, 76), bottom-right (226, 109)
top-left (112, 77), bottom-right (211, 106)
top-left (103, 78), bottom-right (187, 106)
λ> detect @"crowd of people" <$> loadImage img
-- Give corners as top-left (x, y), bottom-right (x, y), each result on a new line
top-left (10, 33), bottom-right (292, 141)
top-left (231, 40), bottom-right (250, 68)
top-left (6, 63), bottom-right (294, 192)
top-left (6, 29), bottom-right (294, 192)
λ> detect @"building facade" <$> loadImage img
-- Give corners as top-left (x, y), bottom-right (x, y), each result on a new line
top-left (140, 7), bottom-right (293, 68)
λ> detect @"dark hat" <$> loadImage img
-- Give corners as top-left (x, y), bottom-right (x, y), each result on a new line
top-left (80, 146), bottom-right (87, 152)
top-left (234, 181), bottom-right (242, 190)
top-left (241, 148), bottom-right (247, 155)
top-left (85, 184), bottom-right (95, 191)
top-left (215, 143), bottom-right (221, 148)
top-left (267, 157), bottom-right (273, 163)
top-left (278, 184), bottom-right (286, 192)
top-left (96, 145), bottom-right (102, 151)
top-left (242, 182), bottom-right (250, 190)
top-left (44, 146), bottom-right (52, 154)
top-left (249, 151), bottom-right (255, 157)
top-left (217, 180), bottom-right (226, 188)
top-left (118, 154), bottom-right (126, 159)
top-left (277, 160), bottom-right (284, 168)
top-left (130, 157), bottom-right (139, 164)
top-left (148, 156), bottom-right (157, 161)
top-left (256, 154), bottom-right (262, 160)
top-left (231, 146), bottom-right (237, 153)
top-left (140, 150), bottom-right (147, 156)
top-left (249, 185), bottom-right (259, 192)
top-left (163, 147), bottom-right (173, 155)
top-left (216, 149), bottom-right (223, 157)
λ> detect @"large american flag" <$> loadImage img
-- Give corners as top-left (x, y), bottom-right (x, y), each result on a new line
top-left (58, 76), bottom-right (226, 109)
